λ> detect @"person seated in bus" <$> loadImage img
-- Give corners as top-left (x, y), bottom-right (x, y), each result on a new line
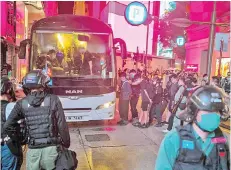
top-left (91, 53), bottom-right (101, 75)
top-left (35, 55), bottom-right (49, 69)
top-left (47, 49), bottom-right (61, 68)
top-left (73, 46), bottom-right (93, 75)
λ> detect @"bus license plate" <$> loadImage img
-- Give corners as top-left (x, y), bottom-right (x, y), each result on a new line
top-left (66, 116), bottom-right (83, 120)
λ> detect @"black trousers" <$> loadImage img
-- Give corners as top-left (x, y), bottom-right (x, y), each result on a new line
top-left (119, 99), bottom-right (129, 121)
top-left (130, 96), bottom-right (139, 119)
top-left (150, 100), bottom-right (168, 124)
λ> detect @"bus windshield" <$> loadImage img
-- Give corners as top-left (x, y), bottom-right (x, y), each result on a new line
top-left (31, 32), bottom-right (115, 79)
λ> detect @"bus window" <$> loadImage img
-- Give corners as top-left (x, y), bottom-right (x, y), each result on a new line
top-left (31, 32), bottom-right (114, 79)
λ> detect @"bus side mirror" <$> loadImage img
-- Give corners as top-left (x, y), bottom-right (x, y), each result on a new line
top-left (113, 38), bottom-right (127, 59)
top-left (18, 39), bottom-right (30, 59)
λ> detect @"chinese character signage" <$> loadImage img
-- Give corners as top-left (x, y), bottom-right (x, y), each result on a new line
top-left (5, 2), bottom-right (16, 43)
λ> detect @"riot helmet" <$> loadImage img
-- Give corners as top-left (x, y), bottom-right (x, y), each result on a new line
top-left (23, 70), bottom-right (50, 89)
top-left (1, 77), bottom-right (13, 95)
top-left (179, 85), bottom-right (229, 122)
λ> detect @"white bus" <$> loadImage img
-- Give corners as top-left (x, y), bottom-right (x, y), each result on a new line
top-left (18, 14), bottom-right (127, 122)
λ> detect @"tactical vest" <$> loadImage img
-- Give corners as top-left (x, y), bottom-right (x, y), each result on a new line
top-left (22, 96), bottom-right (59, 148)
top-left (174, 124), bottom-right (229, 170)
top-left (1, 100), bottom-right (9, 139)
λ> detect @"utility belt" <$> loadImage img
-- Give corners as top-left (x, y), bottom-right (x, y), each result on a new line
top-left (29, 137), bottom-right (61, 148)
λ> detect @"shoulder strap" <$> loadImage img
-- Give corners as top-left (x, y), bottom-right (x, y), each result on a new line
top-left (176, 124), bottom-right (194, 140)
top-left (213, 128), bottom-right (229, 170)
top-left (43, 95), bottom-right (51, 107)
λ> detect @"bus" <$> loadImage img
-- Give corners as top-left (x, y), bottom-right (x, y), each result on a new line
top-left (18, 14), bottom-right (127, 122)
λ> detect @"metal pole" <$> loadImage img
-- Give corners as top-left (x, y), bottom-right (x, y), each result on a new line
top-left (218, 39), bottom-right (224, 77)
top-left (145, 1), bottom-right (150, 76)
top-left (207, 1), bottom-right (216, 83)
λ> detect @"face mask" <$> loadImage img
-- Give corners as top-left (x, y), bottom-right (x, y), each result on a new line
top-left (197, 113), bottom-right (220, 132)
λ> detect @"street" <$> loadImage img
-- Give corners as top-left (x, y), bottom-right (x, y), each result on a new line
top-left (68, 123), bottom-right (165, 170)
top-left (21, 111), bottom-right (166, 170)
top-left (20, 101), bottom-right (229, 170)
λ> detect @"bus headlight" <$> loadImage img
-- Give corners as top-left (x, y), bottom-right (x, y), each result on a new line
top-left (96, 101), bottom-right (115, 110)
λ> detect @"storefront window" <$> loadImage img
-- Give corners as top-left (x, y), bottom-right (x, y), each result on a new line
top-left (216, 58), bottom-right (230, 77)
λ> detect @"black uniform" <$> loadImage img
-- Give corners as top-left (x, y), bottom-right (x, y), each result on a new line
top-left (4, 91), bottom-right (70, 149)
top-left (1, 100), bottom-right (23, 170)
top-left (130, 75), bottom-right (141, 119)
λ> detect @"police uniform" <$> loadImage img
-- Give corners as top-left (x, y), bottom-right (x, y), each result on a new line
top-left (155, 125), bottom-right (229, 170)
top-left (3, 70), bottom-right (70, 170)
top-left (155, 86), bottom-right (230, 170)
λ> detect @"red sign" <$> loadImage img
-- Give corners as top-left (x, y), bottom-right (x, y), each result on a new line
top-left (185, 64), bottom-right (198, 72)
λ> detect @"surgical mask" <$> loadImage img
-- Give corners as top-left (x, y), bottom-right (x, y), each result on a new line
top-left (197, 113), bottom-right (220, 132)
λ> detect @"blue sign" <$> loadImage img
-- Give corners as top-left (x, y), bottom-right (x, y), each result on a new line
top-left (124, 1), bottom-right (148, 26)
top-left (169, 2), bottom-right (176, 12)
top-left (215, 33), bottom-right (229, 52)
top-left (176, 36), bottom-right (185, 46)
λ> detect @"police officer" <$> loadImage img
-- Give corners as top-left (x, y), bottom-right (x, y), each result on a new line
top-left (1, 77), bottom-right (22, 170)
top-left (155, 86), bottom-right (230, 170)
top-left (4, 70), bottom-right (70, 170)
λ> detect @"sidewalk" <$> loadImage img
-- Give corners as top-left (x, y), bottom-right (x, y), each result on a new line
top-left (21, 123), bottom-right (165, 170)
top-left (69, 123), bottom-right (166, 170)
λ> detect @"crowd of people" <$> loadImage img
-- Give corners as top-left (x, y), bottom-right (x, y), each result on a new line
top-left (1, 67), bottom-right (230, 170)
top-left (117, 68), bottom-right (230, 130)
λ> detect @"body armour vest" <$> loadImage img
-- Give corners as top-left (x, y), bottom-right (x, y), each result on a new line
top-left (174, 124), bottom-right (229, 170)
top-left (22, 96), bottom-right (59, 148)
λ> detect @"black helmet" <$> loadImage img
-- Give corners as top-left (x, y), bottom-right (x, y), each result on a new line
top-left (23, 70), bottom-right (50, 89)
top-left (179, 86), bottom-right (229, 122)
top-left (1, 77), bottom-right (13, 95)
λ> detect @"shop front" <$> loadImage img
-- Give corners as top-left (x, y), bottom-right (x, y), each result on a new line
top-left (1, 1), bottom-right (16, 78)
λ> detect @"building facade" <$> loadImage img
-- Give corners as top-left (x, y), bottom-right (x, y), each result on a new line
top-left (185, 1), bottom-right (230, 77)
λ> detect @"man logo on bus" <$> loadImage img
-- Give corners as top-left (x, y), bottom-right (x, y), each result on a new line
top-left (65, 90), bottom-right (83, 94)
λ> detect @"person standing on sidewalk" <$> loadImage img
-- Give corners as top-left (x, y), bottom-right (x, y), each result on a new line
top-left (155, 86), bottom-right (230, 170)
top-left (133, 75), bottom-right (153, 128)
top-left (163, 74), bottom-right (179, 133)
top-left (118, 72), bottom-right (132, 126)
top-left (150, 78), bottom-right (165, 127)
top-left (171, 77), bottom-right (187, 129)
top-left (129, 70), bottom-right (141, 124)
top-left (1, 77), bottom-right (23, 170)
top-left (4, 70), bottom-right (70, 170)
